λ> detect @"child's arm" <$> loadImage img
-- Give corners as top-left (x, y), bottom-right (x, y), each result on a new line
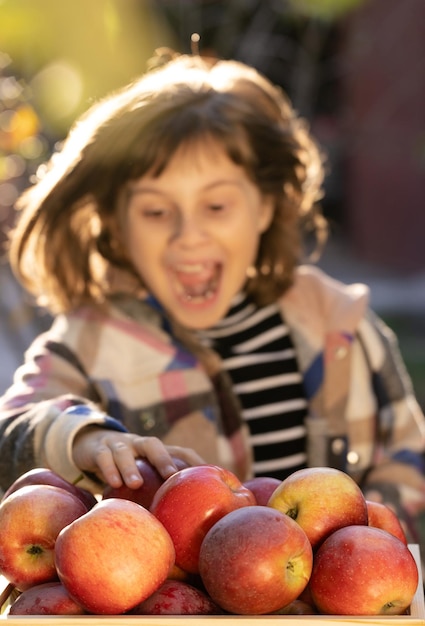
top-left (356, 312), bottom-right (425, 542)
top-left (0, 327), bottom-right (206, 495)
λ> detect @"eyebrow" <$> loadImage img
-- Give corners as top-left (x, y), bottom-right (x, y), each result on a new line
top-left (128, 178), bottom-right (245, 196)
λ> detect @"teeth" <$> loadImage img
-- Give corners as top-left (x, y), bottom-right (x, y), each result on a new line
top-left (182, 289), bottom-right (215, 303)
top-left (175, 263), bottom-right (211, 274)
top-left (172, 262), bottom-right (219, 304)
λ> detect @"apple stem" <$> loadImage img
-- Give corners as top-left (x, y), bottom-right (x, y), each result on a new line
top-left (72, 473), bottom-right (85, 486)
top-left (287, 507), bottom-right (298, 520)
top-left (0, 582), bottom-right (16, 613)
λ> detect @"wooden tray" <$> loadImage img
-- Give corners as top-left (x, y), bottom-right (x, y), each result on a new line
top-left (1, 545), bottom-right (423, 625)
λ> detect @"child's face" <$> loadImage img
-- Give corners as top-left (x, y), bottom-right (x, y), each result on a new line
top-left (123, 139), bottom-right (274, 329)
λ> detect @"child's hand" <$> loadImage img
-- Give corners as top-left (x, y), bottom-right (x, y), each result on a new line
top-left (72, 426), bottom-right (205, 489)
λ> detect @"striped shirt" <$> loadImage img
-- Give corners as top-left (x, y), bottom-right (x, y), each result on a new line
top-left (199, 293), bottom-right (308, 480)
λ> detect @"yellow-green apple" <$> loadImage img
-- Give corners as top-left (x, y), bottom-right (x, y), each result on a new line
top-left (149, 464), bottom-right (256, 574)
top-left (243, 476), bottom-right (282, 506)
top-left (198, 505), bottom-right (313, 615)
top-left (2, 467), bottom-right (97, 511)
top-left (8, 582), bottom-right (86, 615)
top-left (167, 563), bottom-right (192, 582)
top-left (102, 457), bottom-right (188, 509)
top-left (310, 525), bottom-right (419, 615)
top-left (268, 467), bottom-right (368, 548)
top-left (54, 498), bottom-right (175, 614)
top-left (130, 579), bottom-right (222, 615)
top-left (366, 500), bottom-right (407, 544)
top-left (0, 484), bottom-right (88, 591)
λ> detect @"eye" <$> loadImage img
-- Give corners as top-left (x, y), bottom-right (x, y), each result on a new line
top-left (142, 206), bottom-right (168, 218)
top-left (207, 203), bottom-right (226, 212)
top-left (127, 189), bottom-right (174, 221)
top-left (137, 202), bottom-right (176, 221)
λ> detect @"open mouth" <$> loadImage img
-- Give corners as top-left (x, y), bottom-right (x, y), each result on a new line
top-left (172, 262), bottom-right (221, 304)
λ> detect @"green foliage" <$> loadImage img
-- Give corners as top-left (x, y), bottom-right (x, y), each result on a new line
top-left (288, 0), bottom-right (367, 20)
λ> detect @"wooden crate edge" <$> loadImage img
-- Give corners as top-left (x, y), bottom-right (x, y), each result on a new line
top-left (408, 544), bottom-right (424, 620)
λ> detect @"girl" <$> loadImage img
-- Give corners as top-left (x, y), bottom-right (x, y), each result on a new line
top-left (0, 50), bottom-right (424, 544)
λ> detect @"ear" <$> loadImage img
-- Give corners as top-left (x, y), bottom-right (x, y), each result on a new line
top-left (258, 195), bottom-right (275, 233)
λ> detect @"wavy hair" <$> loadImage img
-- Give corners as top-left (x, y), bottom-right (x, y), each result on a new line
top-left (10, 50), bottom-right (327, 313)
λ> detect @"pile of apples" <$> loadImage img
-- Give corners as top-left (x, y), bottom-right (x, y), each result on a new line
top-left (0, 461), bottom-right (420, 617)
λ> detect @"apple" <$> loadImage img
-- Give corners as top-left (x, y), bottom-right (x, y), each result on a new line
top-left (297, 579), bottom-right (316, 607)
top-left (55, 497), bottom-right (175, 615)
top-left (272, 599), bottom-right (318, 615)
top-left (102, 456), bottom-right (189, 509)
top-left (366, 499), bottom-right (408, 544)
top-left (150, 464), bottom-right (256, 574)
top-left (8, 582), bottom-right (86, 615)
top-left (199, 505), bottom-right (313, 615)
top-left (0, 484), bottom-right (88, 591)
top-left (1, 467), bottom-right (97, 511)
top-left (130, 579), bottom-right (222, 615)
top-left (268, 467), bottom-right (368, 548)
top-left (167, 563), bottom-right (191, 582)
top-left (243, 476), bottom-right (282, 506)
top-left (310, 525), bottom-right (419, 615)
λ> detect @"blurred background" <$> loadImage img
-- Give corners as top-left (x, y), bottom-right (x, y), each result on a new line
top-left (0, 0), bottom-right (424, 405)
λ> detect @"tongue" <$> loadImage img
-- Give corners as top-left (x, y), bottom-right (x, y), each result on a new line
top-left (185, 283), bottom-right (210, 297)
top-left (181, 278), bottom-right (213, 298)
top-left (174, 266), bottom-right (218, 299)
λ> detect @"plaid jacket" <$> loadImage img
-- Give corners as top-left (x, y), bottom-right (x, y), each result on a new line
top-left (0, 265), bottom-right (424, 541)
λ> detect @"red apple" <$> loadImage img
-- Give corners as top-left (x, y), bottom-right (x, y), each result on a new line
top-left (55, 498), bottom-right (175, 614)
top-left (130, 579), bottom-right (222, 615)
top-left (310, 525), bottom-right (419, 615)
top-left (8, 582), bottom-right (86, 615)
top-left (102, 456), bottom-right (189, 509)
top-left (297, 579), bottom-right (316, 607)
top-left (272, 599), bottom-right (318, 615)
top-left (366, 499), bottom-right (408, 544)
top-left (268, 467), bottom-right (368, 549)
top-left (199, 505), bottom-right (313, 615)
top-left (2, 467), bottom-right (97, 511)
top-left (0, 484), bottom-right (88, 591)
top-left (150, 464), bottom-right (256, 574)
top-left (243, 476), bottom-right (282, 506)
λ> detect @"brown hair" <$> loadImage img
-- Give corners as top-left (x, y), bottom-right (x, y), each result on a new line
top-left (10, 51), bottom-right (327, 314)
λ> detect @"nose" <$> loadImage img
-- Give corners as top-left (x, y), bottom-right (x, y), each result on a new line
top-left (172, 212), bottom-right (207, 247)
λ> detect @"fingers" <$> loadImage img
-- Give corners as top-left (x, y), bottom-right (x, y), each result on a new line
top-left (108, 435), bottom-right (206, 484)
top-left (164, 445), bottom-right (206, 467)
top-left (73, 429), bottom-right (148, 489)
top-left (132, 437), bottom-right (181, 479)
top-left (74, 428), bottom-right (206, 490)
top-left (133, 439), bottom-right (206, 479)
top-left (95, 439), bottom-right (145, 489)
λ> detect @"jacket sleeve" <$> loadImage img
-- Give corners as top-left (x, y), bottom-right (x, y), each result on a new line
top-left (357, 311), bottom-right (425, 543)
top-left (0, 332), bottom-right (127, 495)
